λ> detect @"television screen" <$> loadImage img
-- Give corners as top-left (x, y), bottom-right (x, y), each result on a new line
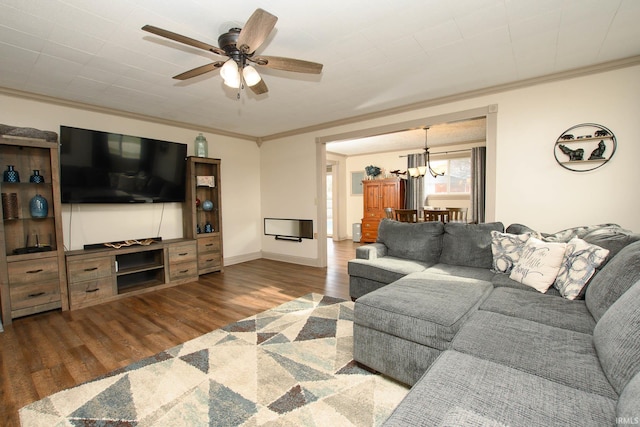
top-left (60, 126), bottom-right (187, 203)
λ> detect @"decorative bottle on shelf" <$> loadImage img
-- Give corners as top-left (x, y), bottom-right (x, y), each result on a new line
top-left (29, 194), bottom-right (48, 218)
top-left (29, 169), bottom-right (44, 183)
top-left (195, 133), bottom-right (208, 158)
top-left (3, 165), bottom-right (20, 183)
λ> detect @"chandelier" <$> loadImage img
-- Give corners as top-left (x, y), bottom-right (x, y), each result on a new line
top-left (407, 127), bottom-right (444, 178)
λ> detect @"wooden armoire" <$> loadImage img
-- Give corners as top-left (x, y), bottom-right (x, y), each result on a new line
top-left (361, 178), bottom-right (406, 242)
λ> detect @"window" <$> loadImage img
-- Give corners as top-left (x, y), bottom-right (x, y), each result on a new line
top-left (425, 157), bottom-right (471, 194)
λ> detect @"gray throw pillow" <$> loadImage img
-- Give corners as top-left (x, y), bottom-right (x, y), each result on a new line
top-left (440, 222), bottom-right (504, 268)
top-left (585, 240), bottom-right (640, 322)
top-left (377, 219), bottom-right (444, 264)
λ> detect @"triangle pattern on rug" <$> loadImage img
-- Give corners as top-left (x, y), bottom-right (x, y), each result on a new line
top-left (267, 384), bottom-right (319, 415)
top-left (267, 351), bottom-right (334, 382)
top-left (70, 375), bottom-right (137, 421)
top-left (208, 379), bottom-right (257, 427)
top-left (179, 348), bottom-right (209, 374)
top-left (295, 316), bottom-right (337, 342)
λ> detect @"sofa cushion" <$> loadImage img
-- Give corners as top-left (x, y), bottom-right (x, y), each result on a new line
top-left (585, 240), bottom-right (640, 322)
top-left (452, 310), bottom-right (616, 399)
top-left (348, 257), bottom-right (430, 285)
top-left (593, 279), bottom-right (640, 395)
top-left (553, 238), bottom-right (609, 300)
top-left (355, 272), bottom-right (492, 350)
top-left (425, 263), bottom-right (496, 282)
top-left (490, 230), bottom-right (531, 273)
top-left (509, 237), bottom-right (567, 293)
top-left (491, 274), bottom-right (560, 296)
top-left (439, 222), bottom-right (504, 268)
top-left (617, 371), bottom-right (640, 422)
top-left (376, 219), bottom-right (444, 263)
top-left (382, 350), bottom-right (616, 427)
top-left (479, 287), bottom-right (595, 334)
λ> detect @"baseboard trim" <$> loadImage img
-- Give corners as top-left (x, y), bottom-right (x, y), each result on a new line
top-left (223, 252), bottom-right (261, 266)
top-left (261, 251), bottom-right (322, 267)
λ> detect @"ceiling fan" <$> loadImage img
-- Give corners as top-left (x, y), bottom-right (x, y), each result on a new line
top-left (142, 8), bottom-right (323, 96)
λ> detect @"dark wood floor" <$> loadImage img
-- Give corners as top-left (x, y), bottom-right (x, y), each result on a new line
top-left (0, 239), bottom-right (360, 426)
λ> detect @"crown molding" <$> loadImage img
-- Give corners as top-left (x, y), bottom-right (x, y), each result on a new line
top-left (0, 86), bottom-right (256, 142)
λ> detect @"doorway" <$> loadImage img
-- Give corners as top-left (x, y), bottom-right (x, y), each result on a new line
top-left (315, 105), bottom-right (498, 268)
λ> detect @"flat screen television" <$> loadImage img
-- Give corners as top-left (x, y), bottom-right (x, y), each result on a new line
top-left (60, 126), bottom-right (187, 203)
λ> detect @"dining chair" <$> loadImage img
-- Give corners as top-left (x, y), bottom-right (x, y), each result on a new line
top-left (447, 207), bottom-right (468, 222)
top-left (423, 209), bottom-right (449, 223)
top-left (395, 209), bottom-right (418, 223)
top-left (384, 207), bottom-right (394, 219)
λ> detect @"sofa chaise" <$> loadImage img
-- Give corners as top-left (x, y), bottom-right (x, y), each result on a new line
top-left (348, 219), bottom-right (640, 426)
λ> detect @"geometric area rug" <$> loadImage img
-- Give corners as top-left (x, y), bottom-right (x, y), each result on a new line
top-left (20, 293), bottom-right (409, 426)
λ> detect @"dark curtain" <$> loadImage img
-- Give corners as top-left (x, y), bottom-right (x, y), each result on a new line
top-left (471, 147), bottom-right (486, 223)
top-left (406, 153), bottom-right (425, 211)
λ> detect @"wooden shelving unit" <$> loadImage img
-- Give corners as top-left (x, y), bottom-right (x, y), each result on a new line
top-left (0, 136), bottom-right (68, 325)
top-left (184, 157), bottom-right (224, 275)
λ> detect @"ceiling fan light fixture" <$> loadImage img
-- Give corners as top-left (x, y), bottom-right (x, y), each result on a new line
top-left (220, 59), bottom-right (239, 84)
top-left (242, 65), bottom-right (262, 87)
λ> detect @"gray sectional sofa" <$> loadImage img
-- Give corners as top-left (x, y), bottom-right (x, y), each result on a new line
top-left (348, 219), bottom-right (640, 426)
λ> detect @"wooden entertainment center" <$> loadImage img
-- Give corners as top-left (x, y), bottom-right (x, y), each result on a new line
top-left (0, 135), bottom-right (223, 325)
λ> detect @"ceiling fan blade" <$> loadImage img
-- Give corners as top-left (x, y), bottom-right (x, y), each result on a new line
top-left (142, 25), bottom-right (226, 56)
top-left (253, 56), bottom-right (323, 74)
top-left (248, 79), bottom-right (269, 95)
top-left (173, 62), bottom-right (224, 80)
top-left (236, 8), bottom-right (277, 54)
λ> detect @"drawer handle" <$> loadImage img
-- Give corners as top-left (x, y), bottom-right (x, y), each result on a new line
top-left (206, 258), bottom-right (214, 262)
top-left (84, 267), bottom-right (99, 272)
top-left (27, 269), bottom-right (43, 274)
top-left (28, 291), bottom-right (45, 298)
top-left (178, 252), bottom-right (188, 256)
top-left (205, 243), bottom-right (214, 247)
top-left (86, 288), bottom-right (100, 293)
top-left (179, 269), bottom-right (189, 273)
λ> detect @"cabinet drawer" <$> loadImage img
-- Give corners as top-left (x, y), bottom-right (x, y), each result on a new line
top-left (169, 242), bottom-right (197, 264)
top-left (10, 279), bottom-right (61, 310)
top-left (361, 219), bottom-right (380, 230)
top-left (198, 236), bottom-right (221, 254)
top-left (67, 257), bottom-right (113, 283)
top-left (364, 211), bottom-right (379, 218)
top-left (68, 277), bottom-right (115, 307)
top-left (170, 261), bottom-right (199, 281)
top-left (199, 254), bottom-right (221, 271)
top-left (8, 258), bottom-right (59, 285)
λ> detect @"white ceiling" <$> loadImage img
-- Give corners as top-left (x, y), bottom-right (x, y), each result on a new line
top-left (1, 0), bottom-right (639, 140)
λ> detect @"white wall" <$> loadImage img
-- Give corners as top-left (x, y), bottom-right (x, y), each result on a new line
top-left (0, 93), bottom-right (262, 263)
top-left (260, 135), bottom-right (319, 263)
top-left (261, 65), bottom-right (640, 265)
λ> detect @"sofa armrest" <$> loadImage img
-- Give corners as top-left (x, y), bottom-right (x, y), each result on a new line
top-left (356, 243), bottom-right (388, 260)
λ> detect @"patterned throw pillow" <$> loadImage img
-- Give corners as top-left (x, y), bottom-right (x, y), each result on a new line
top-left (510, 237), bottom-right (567, 292)
top-left (554, 238), bottom-right (609, 300)
top-left (490, 231), bottom-right (531, 273)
